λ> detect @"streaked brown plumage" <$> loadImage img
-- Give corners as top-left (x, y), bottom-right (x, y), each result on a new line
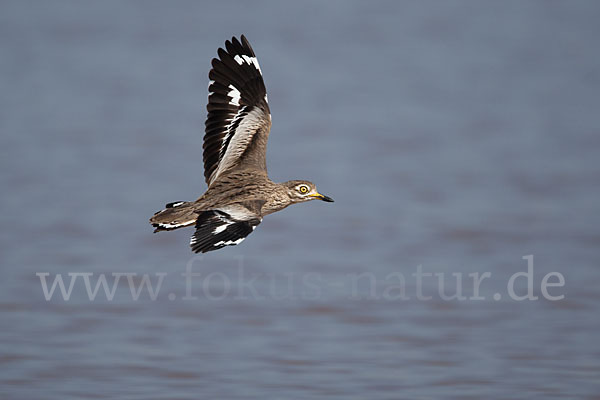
top-left (150, 35), bottom-right (333, 253)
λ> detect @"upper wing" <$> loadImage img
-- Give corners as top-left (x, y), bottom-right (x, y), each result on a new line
top-left (203, 35), bottom-right (271, 187)
top-left (189, 201), bottom-right (264, 253)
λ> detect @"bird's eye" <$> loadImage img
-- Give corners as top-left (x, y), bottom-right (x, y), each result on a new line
top-left (298, 185), bottom-right (309, 194)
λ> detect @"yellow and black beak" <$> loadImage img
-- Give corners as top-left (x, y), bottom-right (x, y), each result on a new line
top-left (310, 193), bottom-right (334, 202)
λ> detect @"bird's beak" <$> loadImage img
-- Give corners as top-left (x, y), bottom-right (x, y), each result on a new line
top-left (310, 192), bottom-right (334, 202)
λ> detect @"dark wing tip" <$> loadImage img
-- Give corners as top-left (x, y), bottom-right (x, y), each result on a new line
top-left (240, 35), bottom-right (255, 55)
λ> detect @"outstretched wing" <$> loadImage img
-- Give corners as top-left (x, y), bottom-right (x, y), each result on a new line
top-left (190, 201), bottom-right (264, 253)
top-left (203, 35), bottom-right (271, 187)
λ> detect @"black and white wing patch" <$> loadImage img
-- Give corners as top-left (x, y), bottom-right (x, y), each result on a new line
top-left (203, 35), bottom-right (271, 187)
top-left (190, 203), bottom-right (262, 253)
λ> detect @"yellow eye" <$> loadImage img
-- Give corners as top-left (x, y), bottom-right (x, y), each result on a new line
top-left (299, 185), bottom-right (309, 194)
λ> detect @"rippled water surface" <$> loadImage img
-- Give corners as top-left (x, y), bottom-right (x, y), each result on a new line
top-left (1, 1), bottom-right (600, 399)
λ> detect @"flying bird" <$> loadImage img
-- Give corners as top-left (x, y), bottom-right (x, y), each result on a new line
top-left (150, 35), bottom-right (333, 253)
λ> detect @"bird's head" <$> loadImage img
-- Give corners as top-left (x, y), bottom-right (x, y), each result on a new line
top-left (283, 180), bottom-right (334, 203)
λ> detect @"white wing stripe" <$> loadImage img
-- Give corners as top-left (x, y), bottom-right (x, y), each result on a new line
top-left (227, 84), bottom-right (241, 106)
top-left (214, 237), bottom-right (245, 247)
top-left (213, 224), bottom-right (228, 234)
top-left (233, 54), bottom-right (262, 74)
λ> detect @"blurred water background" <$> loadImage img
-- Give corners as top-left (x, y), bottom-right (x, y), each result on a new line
top-left (1, 1), bottom-right (599, 399)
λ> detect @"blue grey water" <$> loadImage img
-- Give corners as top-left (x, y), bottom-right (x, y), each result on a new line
top-left (1, 1), bottom-right (599, 399)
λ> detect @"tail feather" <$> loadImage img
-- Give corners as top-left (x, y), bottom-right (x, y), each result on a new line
top-left (150, 201), bottom-right (197, 232)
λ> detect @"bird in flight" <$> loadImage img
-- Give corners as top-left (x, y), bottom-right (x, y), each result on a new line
top-left (150, 35), bottom-right (333, 253)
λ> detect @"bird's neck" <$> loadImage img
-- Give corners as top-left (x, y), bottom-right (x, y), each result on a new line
top-left (261, 183), bottom-right (293, 215)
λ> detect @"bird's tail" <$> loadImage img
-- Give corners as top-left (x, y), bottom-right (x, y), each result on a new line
top-left (150, 201), bottom-right (198, 232)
